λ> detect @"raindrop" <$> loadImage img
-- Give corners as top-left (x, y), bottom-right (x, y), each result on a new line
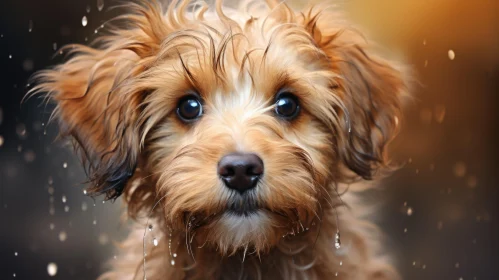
top-left (453, 162), bottom-right (467, 177)
top-left (63, 162), bottom-right (68, 168)
top-left (98, 233), bottom-right (109, 245)
top-left (153, 238), bottom-right (158, 246)
top-left (448, 49), bottom-right (456, 60)
top-left (47, 263), bottom-right (58, 276)
top-left (82, 16), bottom-right (88, 27)
top-left (23, 150), bottom-right (36, 162)
top-left (16, 123), bottom-right (27, 139)
top-left (58, 231), bottom-right (67, 242)
top-left (22, 59), bottom-right (34, 72)
top-left (28, 20), bottom-right (33, 32)
top-left (97, 0), bottom-right (104, 11)
top-left (407, 207), bottom-right (414, 216)
top-left (434, 105), bottom-right (446, 123)
top-left (467, 176), bottom-right (477, 188)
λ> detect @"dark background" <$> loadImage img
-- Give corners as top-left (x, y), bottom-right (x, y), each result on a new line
top-left (0, 0), bottom-right (498, 279)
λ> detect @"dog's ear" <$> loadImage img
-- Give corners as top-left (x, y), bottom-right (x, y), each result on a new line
top-left (300, 7), bottom-right (410, 180)
top-left (28, 2), bottom-right (171, 200)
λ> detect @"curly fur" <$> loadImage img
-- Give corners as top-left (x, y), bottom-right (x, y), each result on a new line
top-left (28, 0), bottom-right (410, 279)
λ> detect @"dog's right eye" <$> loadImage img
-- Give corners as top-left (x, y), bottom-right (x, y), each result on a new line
top-left (177, 96), bottom-right (203, 122)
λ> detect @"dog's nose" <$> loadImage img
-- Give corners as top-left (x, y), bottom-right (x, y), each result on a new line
top-left (218, 153), bottom-right (264, 193)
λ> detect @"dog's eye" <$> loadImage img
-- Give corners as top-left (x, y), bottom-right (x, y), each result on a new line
top-left (275, 93), bottom-right (300, 119)
top-left (177, 96), bottom-right (202, 122)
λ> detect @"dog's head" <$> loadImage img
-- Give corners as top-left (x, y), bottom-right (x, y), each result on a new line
top-left (31, 0), bottom-right (408, 255)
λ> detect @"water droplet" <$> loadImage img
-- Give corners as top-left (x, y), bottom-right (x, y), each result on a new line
top-left (339, 261), bottom-right (342, 266)
top-left (437, 221), bottom-right (443, 230)
top-left (173, 253), bottom-right (177, 258)
top-left (53, 42), bottom-right (57, 50)
top-left (153, 238), bottom-right (158, 246)
top-left (404, 228), bottom-right (408, 233)
top-left (98, 233), bottom-right (109, 245)
top-left (64, 205), bottom-right (70, 212)
top-left (83, 189), bottom-right (87, 195)
top-left (82, 202), bottom-right (88, 211)
top-left (49, 223), bottom-right (55, 230)
top-left (63, 162), bottom-right (68, 168)
top-left (448, 49), bottom-right (456, 60)
top-left (170, 260), bottom-right (175, 266)
top-left (14, 252), bottom-right (18, 256)
top-left (28, 20), bottom-right (33, 32)
top-left (22, 59), bottom-right (34, 72)
top-left (93, 220), bottom-right (97, 225)
top-left (47, 263), bottom-right (58, 276)
top-left (86, 5), bottom-right (91, 13)
top-left (48, 176), bottom-right (53, 185)
top-left (455, 262), bottom-right (460, 268)
top-left (62, 195), bottom-right (67, 203)
top-left (334, 232), bottom-right (341, 249)
top-left (0, 136), bottom-right (4, 147)
top-left (8, 54), bottom-right (12, 59)
top-left (424, 60), bottom-right (428, 67)
top-left (16, 123), bottom-right (27, 139)
top-left (82, 16), bottom-right (88, 27)
top-left (407, 207), bottom-right (414, 216)
top-left (467, 175), bottom-right (477, 188)
top-left (97, 0), bottom-right (104, 11)
top-left (148, 225), bottom-right (153, 231)
top-left (434, 105), bottom-right (446, 123)
top-left (423, 39), bottom-right (426, 46)
top-left (453, 162), bottom-right (467, 177)
top-left (58, 231), bottom-right (67, 242)
top-left (13, 273), bottom-right (16, 277)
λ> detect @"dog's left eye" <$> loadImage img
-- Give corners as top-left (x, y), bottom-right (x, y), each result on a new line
top-left (177, 96), bottom-right (203, 122)
top-left (275, 93), bottom-right (300, 119)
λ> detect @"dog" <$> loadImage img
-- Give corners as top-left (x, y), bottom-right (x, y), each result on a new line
top-left (29, 0), bottom-right (409, 279)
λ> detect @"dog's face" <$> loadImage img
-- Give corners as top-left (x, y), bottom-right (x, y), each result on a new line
top-left (32, 0), bottom-right (407, 255)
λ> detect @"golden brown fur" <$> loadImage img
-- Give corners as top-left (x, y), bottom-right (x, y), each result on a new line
top-left (29, 0), bottom-right (409, 279)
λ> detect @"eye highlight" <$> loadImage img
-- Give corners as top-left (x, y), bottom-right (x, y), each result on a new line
top-left (177, 95), bottom-right (203, 122)
top-left (274, 92), bottom-right (300, 120)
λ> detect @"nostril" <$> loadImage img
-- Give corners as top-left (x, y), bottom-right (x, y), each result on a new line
top-left (246, 164), bottom-right (263, 176)
top-left (218, 165), bottom-right (235, 178)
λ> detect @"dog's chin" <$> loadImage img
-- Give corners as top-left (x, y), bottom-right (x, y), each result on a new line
top-left (207, 210), bottom-right (275, 254)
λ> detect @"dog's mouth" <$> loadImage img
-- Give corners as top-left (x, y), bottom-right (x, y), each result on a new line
top-left (226, 190), bottom-right (261, 215)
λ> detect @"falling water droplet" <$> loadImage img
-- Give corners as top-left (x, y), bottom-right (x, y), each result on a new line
top-left (93, 220), bottom-right (97, 225)
top-left (82, 202), bottom-right (88, 211)
top-left (334, 232), bottom-right (341, 249)
top-left (58, 231), bottom-right (67, 242)
top-left (407, 207), bottom-right (414, 216)
top-left (448, 50), bottom-right (455, 60)
top-left (49, 223), bottom-right (55, 230)
top-left (148, 225), bottom-right (153, 231)
top-left (97, 0), bottom-right (104, 11)
top-left (86, 5), bottom-right (91, 13)
top-left (62, 195), bottom-right (67, 203)
top-left (453, 162), bottom-right (467, 177)
top-left (173, 253), bottom-right (177, 258)
top-left (64, 205), bottom-right (70, 212)
top-left (82, 16), bottom-right (88, 27)
top-left (53, 42), bottom-right (57, 50)
top-left (171, 260), bottom-right (175, 266)
top-left (153, 238), bottom-right (158, 246)
top-left (47, 263), bottom-right (58, 276)
top-left (28, 20), bottom-right (33, 32)
top-left (63, 162), bottom-right (68, 168)
top-left (14, 252), bottom-right (18, 256)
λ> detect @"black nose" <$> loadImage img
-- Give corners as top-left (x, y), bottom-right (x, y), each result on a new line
top-left (218, 153), bottom-right (264, 193)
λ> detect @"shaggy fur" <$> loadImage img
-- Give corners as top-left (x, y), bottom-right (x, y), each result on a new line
top-left (29, 0), bottom-right (409, 279)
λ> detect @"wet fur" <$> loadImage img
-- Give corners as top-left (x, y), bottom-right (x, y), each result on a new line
top-left (29, 0), bottom-right (409, 279)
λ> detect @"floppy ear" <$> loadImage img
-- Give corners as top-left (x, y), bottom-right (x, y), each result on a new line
top-left (300, 7), bottom-right (410, 180)
top-left (28, 1), bottom-right (171, 200)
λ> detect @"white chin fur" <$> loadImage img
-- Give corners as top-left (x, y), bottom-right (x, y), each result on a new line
top-left (212, 210), bottom-right (272, 253)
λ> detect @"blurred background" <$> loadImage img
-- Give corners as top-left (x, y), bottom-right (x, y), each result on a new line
top-left (0, 0), bottom-right (497, 279)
